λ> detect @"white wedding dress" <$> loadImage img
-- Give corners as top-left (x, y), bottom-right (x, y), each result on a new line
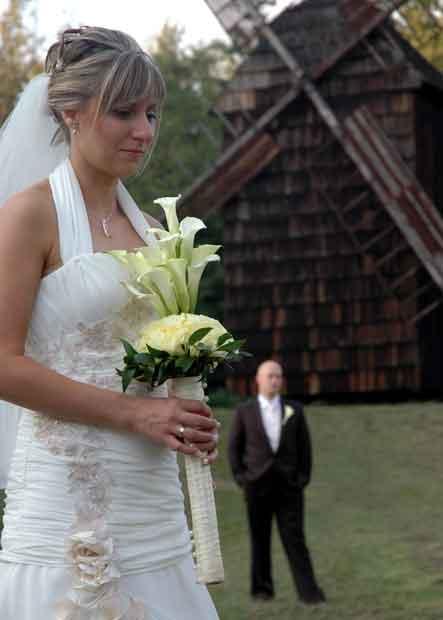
top-left (0, 159), bottom-right (219, 620)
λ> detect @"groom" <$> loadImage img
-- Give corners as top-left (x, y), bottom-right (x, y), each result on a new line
top-left (228, 360), bottom-right (326, 604)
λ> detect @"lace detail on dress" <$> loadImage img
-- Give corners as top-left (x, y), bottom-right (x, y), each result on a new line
top-left (34, 414), bottom-right (146, 619)
top-left (26, 298), bottom-right (156, 389)
top-left (30, 303), bottom-right (158, 620)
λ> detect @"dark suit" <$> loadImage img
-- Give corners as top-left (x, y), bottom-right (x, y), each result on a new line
top-left (228, 397), bottom-right (324, 601)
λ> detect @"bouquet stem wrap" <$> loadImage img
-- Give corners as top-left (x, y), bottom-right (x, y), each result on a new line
top-left (168, 376), bottom-right (224, 585)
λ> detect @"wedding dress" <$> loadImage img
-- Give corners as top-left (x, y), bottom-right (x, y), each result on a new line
top-left (0, 159), bottom-right (219, 620)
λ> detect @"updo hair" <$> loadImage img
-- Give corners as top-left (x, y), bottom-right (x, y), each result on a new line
top-left (45, 26), bottom-right (166, 145)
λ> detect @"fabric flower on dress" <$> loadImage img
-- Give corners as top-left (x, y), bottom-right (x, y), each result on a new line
top-left (67, 521), bottom-right (120, 589)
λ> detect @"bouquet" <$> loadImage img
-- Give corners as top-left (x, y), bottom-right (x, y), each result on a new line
top-left (110, 196), bottom-right (250, 584)
top-left (118, 313), bottom-right (246, 393)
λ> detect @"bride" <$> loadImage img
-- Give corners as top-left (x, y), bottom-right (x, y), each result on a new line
top-left (0, 26), bottom-right (219, 619)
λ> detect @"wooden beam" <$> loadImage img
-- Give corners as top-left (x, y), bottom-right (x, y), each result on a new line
top-left (179, 131), bottom-right (280, 217)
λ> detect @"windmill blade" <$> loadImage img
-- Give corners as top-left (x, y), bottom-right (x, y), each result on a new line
top-left (204, 0), bottom-right (277, 48)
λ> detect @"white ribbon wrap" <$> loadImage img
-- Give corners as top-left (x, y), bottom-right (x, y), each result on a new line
top-left (168, 377), bottom-right (224, 585)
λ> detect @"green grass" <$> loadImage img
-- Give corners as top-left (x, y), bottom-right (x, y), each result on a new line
top-left (207, 402), bottom-right (443, 619)
top-left (2, 402), bottom-right (443, 618)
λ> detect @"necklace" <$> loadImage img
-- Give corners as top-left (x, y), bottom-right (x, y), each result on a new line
top-left (101, 212), bottom-right (113, 239)
top-left (96, 202), bottom-right (118, 239)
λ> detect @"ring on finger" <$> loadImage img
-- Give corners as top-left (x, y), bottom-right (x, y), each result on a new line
top-left (176, 424), bottom-right (186, 440)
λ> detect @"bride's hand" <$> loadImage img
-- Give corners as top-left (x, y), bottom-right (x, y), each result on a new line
top-left (130, 396), bottom-right (219, 458)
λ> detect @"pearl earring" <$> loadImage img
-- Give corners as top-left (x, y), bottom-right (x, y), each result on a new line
top-left (71, 121), bottom-right (79, 135)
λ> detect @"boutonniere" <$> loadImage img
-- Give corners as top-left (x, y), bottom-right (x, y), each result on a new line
top-left (283, 404), bottom-right (295, 424)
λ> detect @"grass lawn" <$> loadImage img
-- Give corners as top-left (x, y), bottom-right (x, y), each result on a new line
top-left (208, 402), bottom-right (443, 620)
top-left (1, 401), bottom-right (443, 619)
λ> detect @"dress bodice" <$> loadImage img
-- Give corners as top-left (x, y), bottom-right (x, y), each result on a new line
top-left (25, 158), bottom-right (157, 388)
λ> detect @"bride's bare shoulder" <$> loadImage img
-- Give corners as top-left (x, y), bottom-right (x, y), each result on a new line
top-left (0, 180), bottom-right (56, 248)
top-left (0, 179), bottom-right (54, 225)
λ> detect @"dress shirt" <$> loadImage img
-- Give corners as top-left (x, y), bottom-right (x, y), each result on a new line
top-left (258, 394), bottom-right (282, 453)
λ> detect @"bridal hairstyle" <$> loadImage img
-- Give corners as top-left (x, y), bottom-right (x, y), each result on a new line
top-left (45, 26), bottom-right (166, 169)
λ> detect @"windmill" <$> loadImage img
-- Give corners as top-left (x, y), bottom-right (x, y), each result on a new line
top-left (180, 0), bottom-right (443, 395)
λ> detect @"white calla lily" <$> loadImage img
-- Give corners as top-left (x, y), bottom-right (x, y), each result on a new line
top-left (148, 228), bottom-right (181, 260)
top-left (157, 234), bottom-right (181, 261)
top-left (179, 217), bottom-right (206, 263)
top-left (153, 195), bottom-right (181, 235)
top-left (191, 244), bottom-right (221, 266)
top-left (140, 267), bottom-right (179, 315)
top-left (165, 259), bottom-right (191, 313)
top-left (121, 280), bottom-right (149, 299)
top-left (149, 227), bottom-right (176, 240)
top-left (125, 251), bottom-right (154, 278)
top-left (143, 292), bottom-right (170, 318)
top-left (122, 279), bottom-right (170, 317)
top-left (136, 245), bottom-right (164, 267)
top-left (110, 193), bottom-right (223, 318)
top-left (188, 254), bottom-right (220, 312)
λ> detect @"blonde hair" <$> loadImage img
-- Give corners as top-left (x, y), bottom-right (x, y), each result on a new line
top-left (45, 26), bottom-right (166, 154)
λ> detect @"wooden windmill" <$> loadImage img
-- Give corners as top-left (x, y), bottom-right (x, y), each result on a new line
top-left (181, 0), bottom-right (443, 397)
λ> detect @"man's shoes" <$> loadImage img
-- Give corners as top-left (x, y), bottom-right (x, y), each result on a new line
top-left (252, 591), bottom-right (274, 601)
top-left (299, 588), bottom-right (326, 605)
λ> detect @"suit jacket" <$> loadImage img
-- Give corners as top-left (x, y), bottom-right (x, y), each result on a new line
top-left (228, 397), bottom-right (312, 489)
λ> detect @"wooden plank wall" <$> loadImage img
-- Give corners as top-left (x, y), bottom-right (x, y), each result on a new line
top-left (223, 27), bottom-right (430, 397)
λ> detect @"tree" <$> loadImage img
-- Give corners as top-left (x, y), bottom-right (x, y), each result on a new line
top-left (0, 0), bottom-right (43, 123)
top-left (396, 0), bottom-right (443, 70)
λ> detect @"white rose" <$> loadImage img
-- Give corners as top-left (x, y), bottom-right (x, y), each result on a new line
top-left (137, 313), bottom-right (229, 357)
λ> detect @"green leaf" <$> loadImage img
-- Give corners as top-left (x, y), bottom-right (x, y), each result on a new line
top-left (121, 339), bottom-right (138, 358)
top-left (189, 327), bottom-right (213, 346)
top-left (218, 340), bottom-right (243, 353)
top-left (195, 342), bottom-right (212, 351)
top-left (146, 345), bottom-right (169, 359)
top-left (176, 356), bottom-right (195, 373)
top-left (121, 367), bottom-right (136, 392)
top-left (217, 332), bottom-right (233, 347)
top-left (143, 367), bottom-right (154, 384)
top-left (134, 352), bottom-right (155, 365)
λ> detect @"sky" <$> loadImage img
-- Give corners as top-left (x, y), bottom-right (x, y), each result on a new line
top-left (1, 0), bottom-right (292, 50)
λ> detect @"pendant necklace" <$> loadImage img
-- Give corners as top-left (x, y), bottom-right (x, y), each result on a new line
top-left (101, 212), bottom-right (113, 238)
top-left (99, 202), bottom-right (118, 239)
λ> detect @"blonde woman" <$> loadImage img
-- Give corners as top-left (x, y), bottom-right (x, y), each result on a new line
top-left (0, 26), bottom-right (219, 620)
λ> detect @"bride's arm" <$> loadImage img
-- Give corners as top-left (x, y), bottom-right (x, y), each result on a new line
top-left (0, 188), bottom-right (218, 458)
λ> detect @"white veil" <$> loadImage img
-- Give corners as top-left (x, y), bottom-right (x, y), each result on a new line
top-left (0, 74), bottom-right (68, 487)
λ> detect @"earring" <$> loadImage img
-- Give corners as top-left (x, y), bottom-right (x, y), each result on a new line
top-left (71, 121), bottom-right (80, 136)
